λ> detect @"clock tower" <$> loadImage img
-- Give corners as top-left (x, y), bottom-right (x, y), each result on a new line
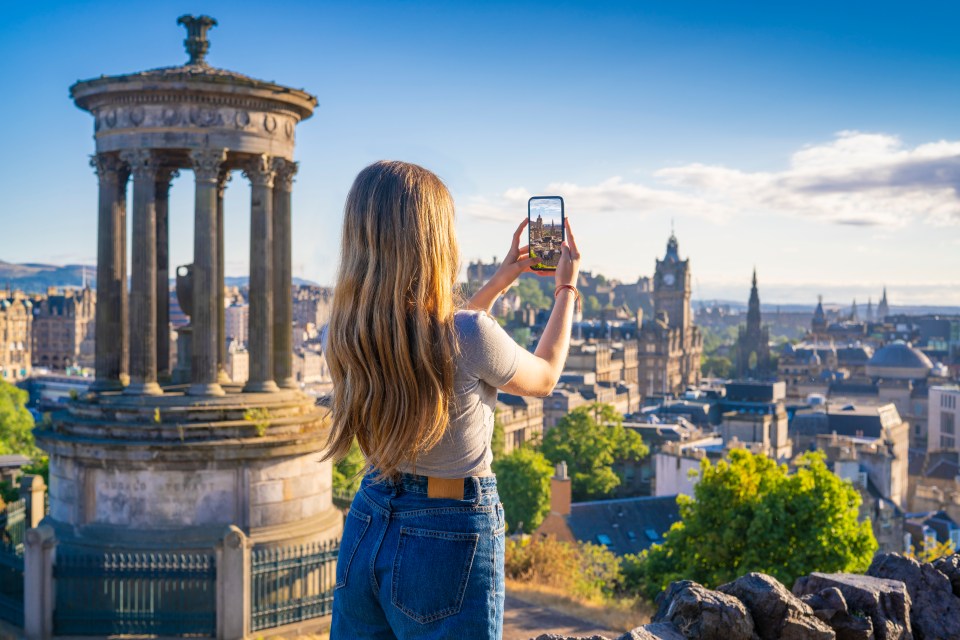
top-left (637, 232), bottom-right (703, 396)
top-left (653, 233), bottom-right (692, 332)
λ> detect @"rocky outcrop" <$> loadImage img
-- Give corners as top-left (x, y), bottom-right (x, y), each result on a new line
top-left (792, 572), bottom-right (912, 640)
top-left (799, 586), bottom-right (873, 640)
top-left (717, 572), bottom-right (835, 640)
top-left (615, 623), bottom-right (686, 639)
top-left (867, 554), bottom-right (960, 640)
top-left (932, 555), bottom-right (960, 598)
top-left (652, 580), bottom-right (757, 640)
top-left (528, 553), bottom-right (960, 640)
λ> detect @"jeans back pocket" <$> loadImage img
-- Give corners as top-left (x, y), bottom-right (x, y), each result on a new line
top-left (391, 526), bottom-right (480, 624)
top-left (335, 509), bottom-right (371, 589)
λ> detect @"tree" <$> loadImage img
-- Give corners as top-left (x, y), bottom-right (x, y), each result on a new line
top-left (511, 327), bottom-right (532, 349)
top-left (701, 355), bottom-right (733, 378)
top-left (515, 278), bottom-right (551, 310)
top-left (491, 411), bottom-right (506, 461)
top-left (540, 403), bottom-right (648, 501)
top-left (637, 450), bottom-right (877, 599)
top-left (585, 295), bottom-right (602, 316)
top-left (0, 381), bottom-right (39, 459)
top-left (332, 438), bottom-right (367, 495)
top-left (492, 446), bottom-right (553, 533)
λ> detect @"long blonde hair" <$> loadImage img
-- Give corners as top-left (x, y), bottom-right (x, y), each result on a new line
top-left (323, 161), bottom-right (460, 478)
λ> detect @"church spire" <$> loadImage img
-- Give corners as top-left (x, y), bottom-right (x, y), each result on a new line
top-left (747, 268), bottom-right (761, 331)
top-left (877, 287), bottom-right (889, 320)
top-left (850, 298), bottom-right (858, 322)
top-left (812, 294), bottom-right (827, 334)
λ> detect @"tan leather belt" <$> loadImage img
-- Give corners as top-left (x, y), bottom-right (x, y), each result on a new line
top-left (427, 476), bottom-right (465, 500)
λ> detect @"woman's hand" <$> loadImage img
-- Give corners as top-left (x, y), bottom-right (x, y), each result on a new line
top-left (491, 218), bottom-right (537, 291)
top-left (555, 218), bottom-right (581, 288)
top-left (465, 219), bottom-right (536, 313)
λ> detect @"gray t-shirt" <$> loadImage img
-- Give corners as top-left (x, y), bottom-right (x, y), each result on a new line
top-left (322, 310), bottom-right (522, 478)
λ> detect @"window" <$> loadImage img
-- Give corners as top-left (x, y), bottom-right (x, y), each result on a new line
top-left (644, 528), bottom-right (660, 541)
top-left (596, 534), bottom-right (613, 546)
top-left (943, 412), bottom-right (956, 436)
top-left (941, 435), bottom-right (955, 450)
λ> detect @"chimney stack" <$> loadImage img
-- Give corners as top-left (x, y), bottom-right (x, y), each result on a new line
top-left (551, 461), bottom-right (571, 516)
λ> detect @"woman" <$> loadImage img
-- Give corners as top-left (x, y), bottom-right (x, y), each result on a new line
top-left (325, 161), bottom-right (581, 639)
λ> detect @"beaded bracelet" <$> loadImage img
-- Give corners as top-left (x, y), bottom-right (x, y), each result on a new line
top-left (554, 284), bottom-right (582, 313)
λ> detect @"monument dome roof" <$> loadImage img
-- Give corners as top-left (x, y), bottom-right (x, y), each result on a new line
top-left (866, 341), bottom-right (933, 379)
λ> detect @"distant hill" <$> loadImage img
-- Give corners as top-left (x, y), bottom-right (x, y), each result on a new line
top-left (224, 276), bottom-right (322, 288)
top-left (0, 260), bottom-right (95, 293)
top-left (0, 261), bottom-right (322, 293)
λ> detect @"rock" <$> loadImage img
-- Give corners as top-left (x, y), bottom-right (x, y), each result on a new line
top-left (932, 555), bottom-right (960, 598)
top-left (717, 572), bottom-right (835, 640)
top-left (793, 572), bottom-right (912, 640)
top-left (867, 553), bottom-right (960, 640)
top-left (801, 587), bottom-right (874, 640)
top-left (530, 636), bottom-right (610, 640)
top-left (653, 580), bottom-right (758, 640)
top-left (616, 623), bottom-right (686, 640)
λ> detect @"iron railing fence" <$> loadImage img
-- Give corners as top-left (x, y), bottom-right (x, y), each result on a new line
top-left (251, 539), bottom-right (339, 631)
top-left (0, 498), bottom-right (25, 626)
top-left (331, 488), bottom-right (356, 510)
top-left (53, 548), bottom-right (216, 636)
top-left (0, 499), bottom-right (25, 555)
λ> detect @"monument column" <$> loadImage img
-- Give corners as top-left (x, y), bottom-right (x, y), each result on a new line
top-left (90, 154), bottom-right (127, 391)
top-left (271, 158), bottom-right (298, 389)
top-left (156, 168), bottom-right (178, 378)
top-left (120, 149), bottom-right (162, 396)
top-left (243, 155), bottom-right (278, 393)
top-left (216, 171), bottom-right (231, 384)
top-left (189, 149), bottom-right (228, 396)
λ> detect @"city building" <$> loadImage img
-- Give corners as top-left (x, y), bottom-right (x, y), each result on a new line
top-left (535, 462), bottom-right (680, 555)
top-left (790, 402), bottom-right (909, 489)
top-left (224, 338), bottom-right (249, 383)
top-left (0, 292), bottom-right (32, 381)
top-left (31, 286), bottom-right (95, 370)
top-left (224, 302), bottom-right (249, 347)
top-left (734, 270), bottom-right (771, 379)
top-left (636, 233), bottom-right (703, 397)
top-left (816, 431), bottom-right (905, 553)
top-left (496, 393), bottom-right (544, 453)
top-left (292, 285), bottom-right (332, 329)
top-left (653, 435), bottom-right (726, 497)
top-left (928, 386), bottom-right (960, 453)
top-left (719, 381), bottom-right (792, 461)
top-left (293, 348), bottom-right (328, 385)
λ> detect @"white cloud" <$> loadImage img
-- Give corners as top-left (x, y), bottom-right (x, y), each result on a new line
top-left (465, 132), bottom-right (960, 228)
top-left (459, 176), bottom-right (729, 221)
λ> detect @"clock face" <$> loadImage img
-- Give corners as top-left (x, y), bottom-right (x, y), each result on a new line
top-left (663, 272), bottom-right (675, 286)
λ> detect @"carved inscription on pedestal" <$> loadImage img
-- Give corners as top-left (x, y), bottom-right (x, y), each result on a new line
top-left (92, 468), bottom-right (237, 527)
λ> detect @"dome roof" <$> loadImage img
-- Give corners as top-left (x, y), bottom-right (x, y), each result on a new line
top-left (866, 341), bottom-right (933, 379)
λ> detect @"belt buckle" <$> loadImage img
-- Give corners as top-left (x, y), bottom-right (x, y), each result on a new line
top-left (427, 476), bottom-right (465, 500)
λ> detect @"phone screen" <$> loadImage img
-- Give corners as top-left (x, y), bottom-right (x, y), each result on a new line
top-left (528, 196), bottom-right (565, 271)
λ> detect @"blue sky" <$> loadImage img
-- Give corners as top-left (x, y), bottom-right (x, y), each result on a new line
top-left (2, 1), bottom-right (959, 305)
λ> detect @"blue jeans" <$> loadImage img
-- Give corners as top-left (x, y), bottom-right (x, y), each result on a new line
top-left (331, 472), bottom-right (506, 639)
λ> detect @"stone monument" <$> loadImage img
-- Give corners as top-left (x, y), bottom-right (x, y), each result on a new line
top-left (35, 15), bottom-right (342, 553)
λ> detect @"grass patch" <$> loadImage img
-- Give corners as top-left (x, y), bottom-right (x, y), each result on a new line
top-left (506, 578), bottom-right (653, 633)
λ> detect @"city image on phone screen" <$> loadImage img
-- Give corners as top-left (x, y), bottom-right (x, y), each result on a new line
top-left (528, 196), bottom-right (565, 271)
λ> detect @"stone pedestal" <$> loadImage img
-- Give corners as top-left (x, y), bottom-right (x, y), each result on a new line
top-left (37, 390), bottom-right (342, 553)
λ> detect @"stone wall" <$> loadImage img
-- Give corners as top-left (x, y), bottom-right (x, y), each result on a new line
top-left (534, 552), bottom-right (960, 640)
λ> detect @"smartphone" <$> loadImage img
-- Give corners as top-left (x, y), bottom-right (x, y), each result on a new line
top-left (528, 196), bottom-right (565, 271)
